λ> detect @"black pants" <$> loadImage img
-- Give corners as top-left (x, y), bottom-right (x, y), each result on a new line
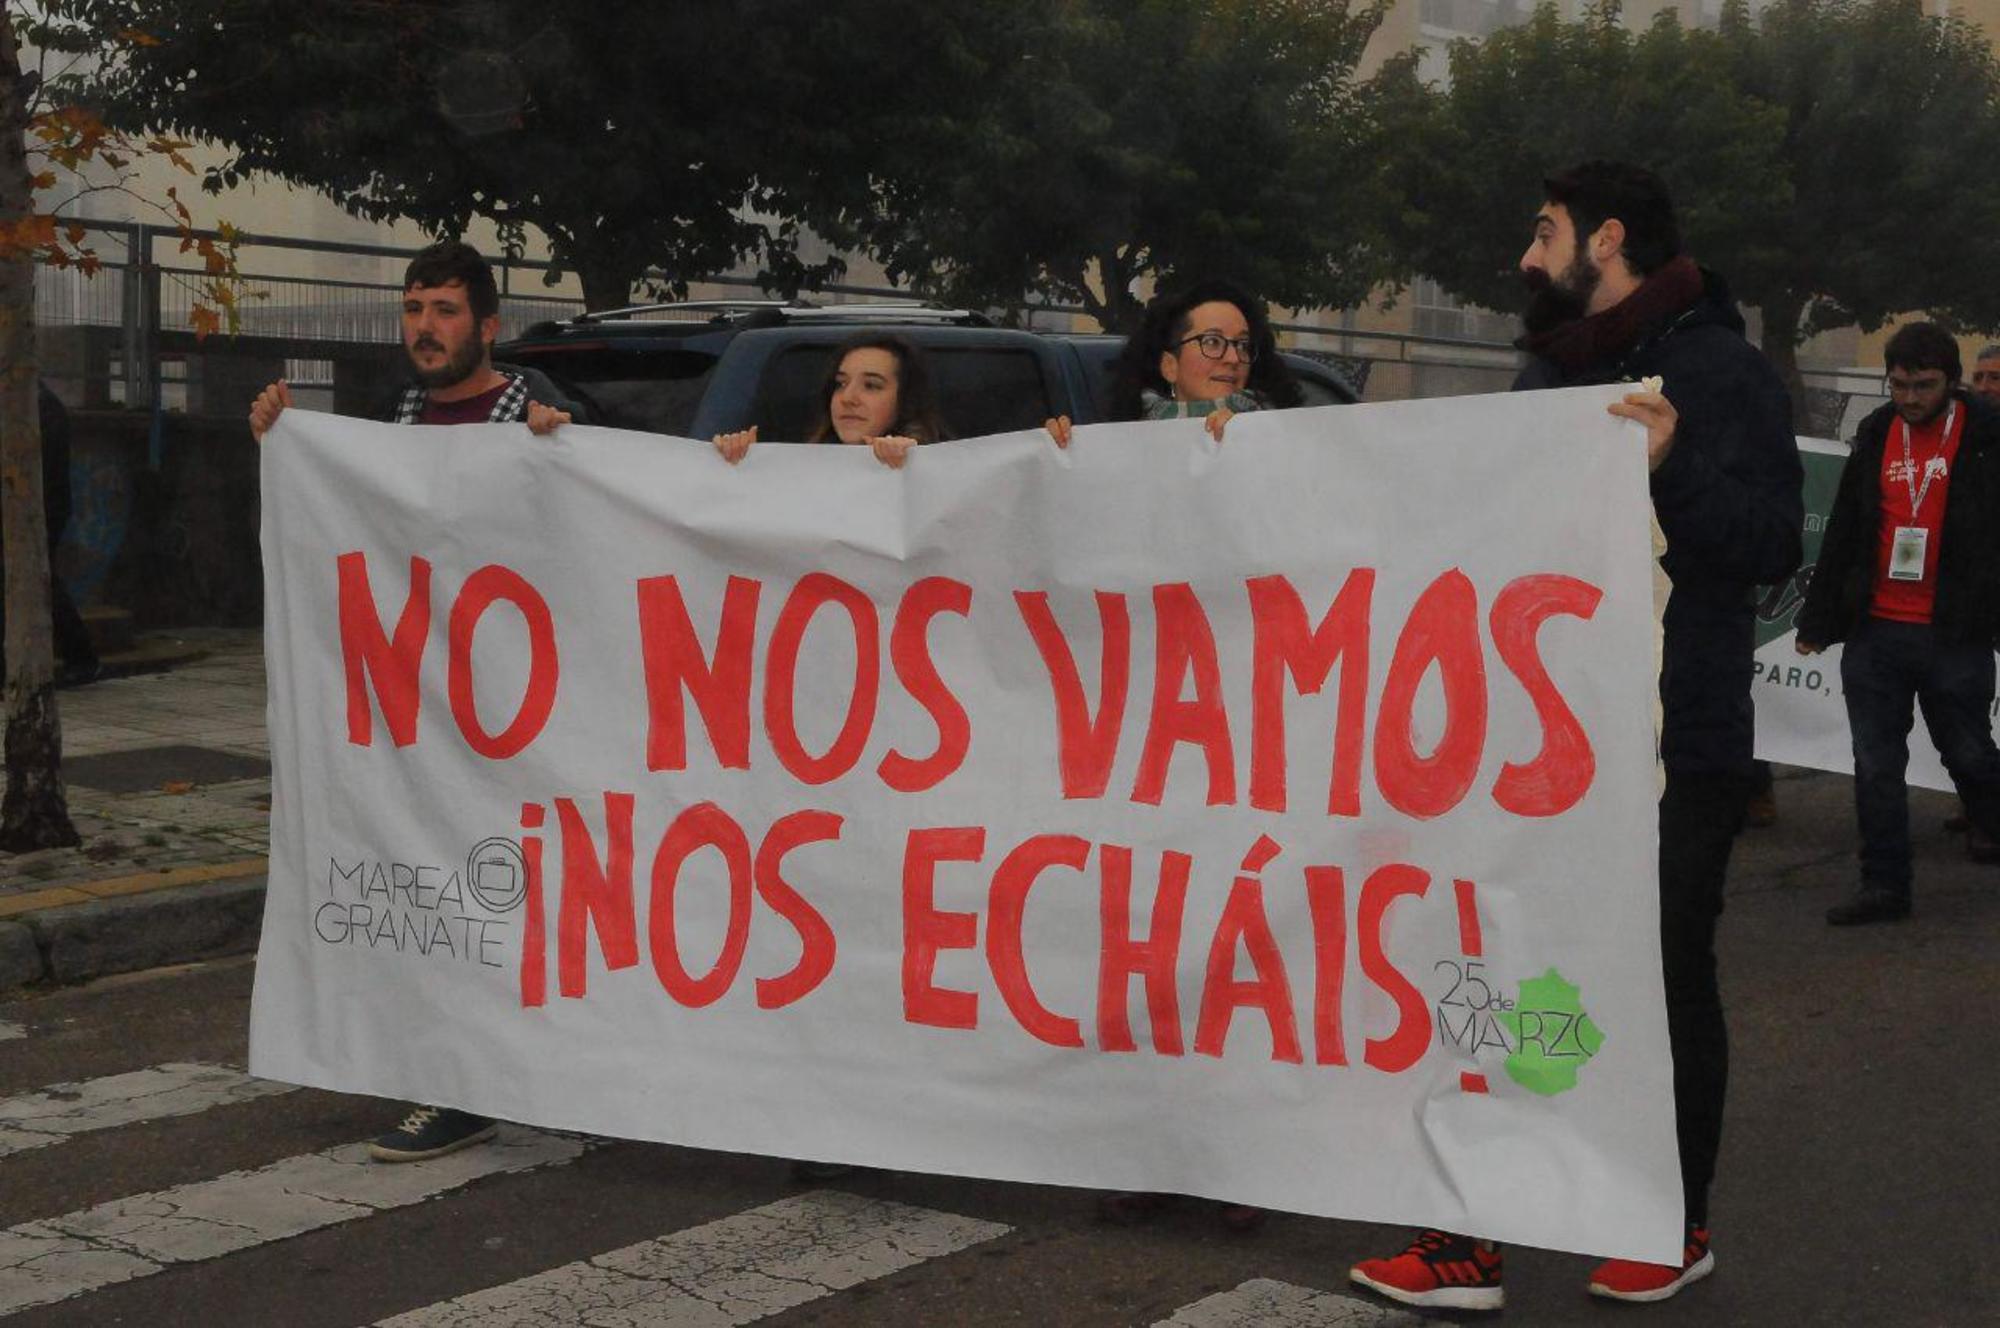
top-left (1659, 769), bottom-right (1750, 1228)
top-left (1840, 616), bottom-right (2000, 898)
top-left (0, 557), bottom-right (99, 677)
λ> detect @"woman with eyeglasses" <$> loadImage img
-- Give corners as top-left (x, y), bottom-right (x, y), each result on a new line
top-left (1047, 278), bottom-right (1303, 447)
top-left (1055, 283), bottom-right (1300, 1239)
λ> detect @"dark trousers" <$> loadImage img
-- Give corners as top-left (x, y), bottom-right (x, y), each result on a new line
top-left (1659, 770), bottom-right (1748, 1228)
top-left (1840, 616), bottom-right (2000, 898)
top-left (0, 561), bottom-right (99, 677)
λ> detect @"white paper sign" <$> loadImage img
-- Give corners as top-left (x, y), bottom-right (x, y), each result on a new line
top-left (251, 388), bottom-right (1680, 1261)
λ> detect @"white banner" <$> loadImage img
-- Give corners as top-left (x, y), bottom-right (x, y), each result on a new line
top-left (250, 389), bottom-right (1681, 1261)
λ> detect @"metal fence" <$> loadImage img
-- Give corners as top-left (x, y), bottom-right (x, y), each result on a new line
top-left (32, 217), bottom-right (1882, 429)
top-left (32, 219), bottom-right (592, 414)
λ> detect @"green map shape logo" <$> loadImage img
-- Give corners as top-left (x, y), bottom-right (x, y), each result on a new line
top-left (1495, 968), bottom-right (1606, 1096)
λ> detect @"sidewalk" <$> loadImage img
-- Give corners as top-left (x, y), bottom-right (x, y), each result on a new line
top-left (0, 629), bottom-right (270, 990)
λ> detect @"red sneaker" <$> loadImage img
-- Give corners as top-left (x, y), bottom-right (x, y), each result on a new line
top-left (1589, 1225), bottom-right (1714, 1302)
top-left (1350, 1228), bottom-right (1504, 1311)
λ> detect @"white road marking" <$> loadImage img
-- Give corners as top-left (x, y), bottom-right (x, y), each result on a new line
top-left (0, 1125), bottom-right (585, 1317)
top-left (0, 1021), bottom-right (23, 1042)
top-left (376, 1189), bottom-right (1011, 1327)
top-left (0, 1063), bottom-right (295, 1158)
top-left (1154, 1278), bottom-right (1422, 1327)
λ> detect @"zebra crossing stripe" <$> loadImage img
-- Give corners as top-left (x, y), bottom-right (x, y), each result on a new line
top-left (0, 1125), bottom-right (585, 1317)
top-left (0, 1021), bottom-right (22, 1042)
top-left (1153, 1278), bottom-right (1422, 1327)
top-left (0, 1063), bottom-right (296, 1158)
top-left (375, 1189), bottom-right (1011, 1327)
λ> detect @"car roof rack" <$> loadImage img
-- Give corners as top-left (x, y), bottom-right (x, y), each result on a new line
top-left (572, 299), bottom-right (800, 325)
top-left (566, 298), bottom-right (993, 329)
top-left (780, 302), bottom-right (984, 322)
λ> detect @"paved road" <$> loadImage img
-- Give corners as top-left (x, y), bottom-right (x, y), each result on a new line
top-left (1, 768), bottom-right (1993, 1326)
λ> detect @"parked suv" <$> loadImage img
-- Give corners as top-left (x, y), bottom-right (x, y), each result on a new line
top-left (495, 300), bottom-right (1358, 442)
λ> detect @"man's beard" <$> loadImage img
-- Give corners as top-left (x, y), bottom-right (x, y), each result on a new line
top-left (1900, 396), bottom-right (1951, 426)
top-left (408, 333), bottom-right (485, 390)
top-left (1520, 252), bottom-right (1601, 336)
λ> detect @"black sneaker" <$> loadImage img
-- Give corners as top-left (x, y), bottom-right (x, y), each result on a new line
top-left (368, 1105), bottom-right (497, 1162)
top-left (1826, 889), bottom-right (1911, 926)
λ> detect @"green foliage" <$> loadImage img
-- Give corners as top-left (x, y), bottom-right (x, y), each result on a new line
top-left (831, 0), bottom-right (1403, 330)
top-left (1714, 0), bottom-right (2000, 347)
top-left (60, 0), bottom-right (1415, 328)
top-left (86, 0), bottom-right (1012, 308)
top-left (1390, 2), bottom-right (1790, 316)
top-left (1401, 0), bottom-right (2000, 377)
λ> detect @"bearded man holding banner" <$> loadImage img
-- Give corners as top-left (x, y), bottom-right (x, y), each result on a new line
top-left (249, 240), bottom-right (584, 1163)
top-left (1794, 323), bottom-right (2000, 926)
top-left (1350, 162), bottom-right (1802, 1310)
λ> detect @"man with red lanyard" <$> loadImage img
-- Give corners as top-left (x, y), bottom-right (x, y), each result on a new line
top-left (1796, 321), bottom-right (2000, 925)
top-left (248, 240), bottom-right (583, 1161)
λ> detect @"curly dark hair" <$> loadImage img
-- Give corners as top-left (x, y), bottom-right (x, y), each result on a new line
top-left (1110, 279), bottom-right (1301, 420)
top-left (402, 240), bottom-right (499, 321)
top-left (1883, 321), bottom-right (1963, 384)
top-left (1542, 161), bottom-right (1682, 278)
top-left (806, 332), bottom-right (950, 444)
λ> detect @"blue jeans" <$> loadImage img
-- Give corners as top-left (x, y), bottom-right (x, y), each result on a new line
top-left (1840, 616), bottom-right (2000, 896)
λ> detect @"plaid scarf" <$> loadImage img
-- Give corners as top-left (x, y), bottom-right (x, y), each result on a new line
top-left (1141, 388), bottom-right (1266, 420)
top-left (392, 372), bottom-right (531, 425)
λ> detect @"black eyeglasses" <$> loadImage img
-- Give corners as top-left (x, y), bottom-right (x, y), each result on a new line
top-left (1176, 332), bottom-right (1256, 363)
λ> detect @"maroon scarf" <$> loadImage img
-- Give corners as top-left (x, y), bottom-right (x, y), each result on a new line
top-left (1518, 255), bottom-right (1705, 375)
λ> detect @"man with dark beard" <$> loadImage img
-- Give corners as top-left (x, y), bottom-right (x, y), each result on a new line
top-left (1349, 162), bottom-right (1802, 1310)
top-left (248, 240), bottom-right (584, 1163)
top-left (250, 240), bottom-right (579, 440)
top-left (1795, 322), bottom-right (2000, 923)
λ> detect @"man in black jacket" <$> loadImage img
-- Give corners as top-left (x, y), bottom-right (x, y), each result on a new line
top-left (1795, 322), bottom-right (2000, 925)
top-left (247, 240), bottom-right (586, 1164)
top-left (1351, 162), bottom-right (1803, 1311)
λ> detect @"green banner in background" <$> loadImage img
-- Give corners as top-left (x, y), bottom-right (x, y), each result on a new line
top-left (1753, 437), bottom-right (1847, 651)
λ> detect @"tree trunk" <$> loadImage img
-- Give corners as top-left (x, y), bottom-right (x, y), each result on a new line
top-left (577, 259), bottom-right (637, 313)
top-left (0, 13), bottom-right (78, 850)
top-left (1758, 290), bottom-right (1810, 433)
top-left (1084, 247), bottom-right (1144, 335)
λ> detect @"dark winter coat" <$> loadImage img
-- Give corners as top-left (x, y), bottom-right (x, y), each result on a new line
top-left (1794, 390), bottom-right (2000, 649)
top-left (1515, 269), bottom-right (1804, 776)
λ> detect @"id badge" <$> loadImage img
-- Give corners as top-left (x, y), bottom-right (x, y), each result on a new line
top-left (1889, 525), bottom-right (1929, 581)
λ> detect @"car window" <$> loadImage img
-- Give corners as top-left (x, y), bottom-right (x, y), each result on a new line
top-left (756, 344), bottom-right (1055, 442)
top-left (1069, 341), bottom-right (1121, 419)
top-left (502, 347), bottom-right (717, 436)
top-left (1294, 371), bottom-right (1353, 409)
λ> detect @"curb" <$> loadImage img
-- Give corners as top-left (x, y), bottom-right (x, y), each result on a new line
top-left (0, 862), bottom-right (268, 991)
top-left (0, 921), bottom-right (38, 990)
